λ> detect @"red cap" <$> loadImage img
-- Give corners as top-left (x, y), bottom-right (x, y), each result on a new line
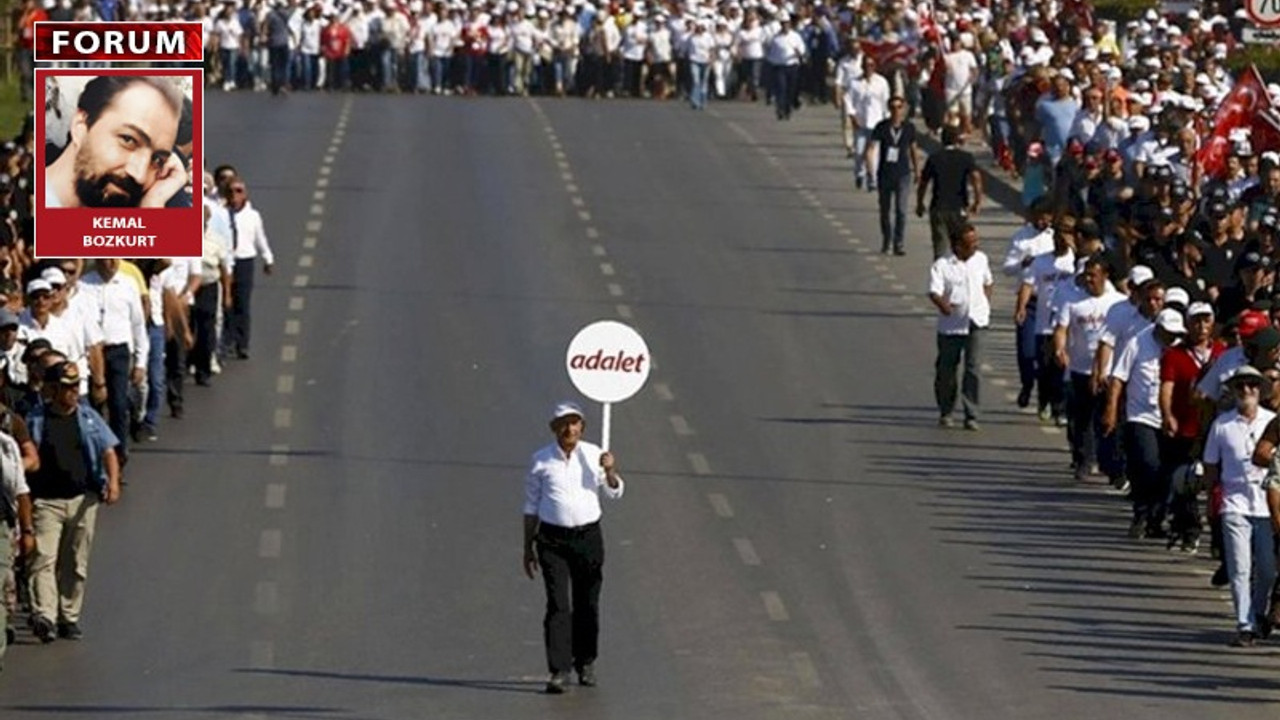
top-left (1239, 310), bottom-right (1270, 340)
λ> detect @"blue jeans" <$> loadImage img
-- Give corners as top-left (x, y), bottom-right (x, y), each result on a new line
top-left (1015, 300), bottom-right (1038, 396)
top-left (327, 57), bottom-right (350, 90)
top-left (430, 56), bottom-right (450, 91)
top-left (1223, 513), bottom-right (1276, 632)
top-left (301, 54), bottom-right (318, 90)
top-left (853, 127), bottom-right (876, 186)
top-left (1125, 423), bottom-right (1166, 529)
top-left (219, 48), bottom-right (238, 87)
top-left (877, 173), bottom-right (910, 252)
top-left (144, 324), bottom-right (165, 429)
top-left (689, 61), bottom-right (709, 109)
top-left (410, 51), bottom-right (428, 91)
top-left (381, 48), bottom-right (399, 90)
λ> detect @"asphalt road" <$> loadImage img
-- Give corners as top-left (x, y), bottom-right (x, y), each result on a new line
top-left (2, 90), bottom-right (1277, 719)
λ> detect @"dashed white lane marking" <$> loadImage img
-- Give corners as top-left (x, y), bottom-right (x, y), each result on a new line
top-left (292, 275), bottom-right (310, 288)
top-left (274, 408), bottom-right (293, 429)
top-left (305, 220), bottom-right (322, 232)
top-left (891, 283), bottom-right (907, 291)
top-left (566, 184), bottom-right (579, 193)
top-left (708, 493), bottom-right (734, 518)
top-left (250, 641), bottom-right (275, 669)
top-left (280, 346), bottom-right (297, 363)
top-left (557, 161), bottom-right (570, 171)
top-left (854, 247), bottom-right (871, 254)
top-left (607, 283), bottom-right (623, 297)
top-left (762, 591), bottom-right (790, 621)
top-left (284, 319), bottom-right (301, 336)
top-left (586, 227), bottom-right (600, 239)
top-left (315, 177), bottom-right (329, 188)
top-left (310, 204), bottom-right (324, 216)
top-left (669, 415), bottom-right (693, 436)
top-left (289, 297), bottom-right (305, 311)
top-left (254, 581), bottom-right (280, 615)
top-left (654, 382), bottom-right (674, 401)
top-left (322, 157), bottom-right (334, 166)
top-left (318, 166), bottom-right (331, 176)
top-left (570, 196), bottom-right (585, 207)
top-left (268, 443), bottom-right (289, 466)
top-left (560, 172), bottom-right (573, 182)
top-left (259, 529), bottom-right (282, 559)
top-left (276, 375), bottom-right (295, 395)
top-left (837, 228), bottom-right (853, 236)
top-left (1041, 427), bottom-right (1061, 435)
top-left (326, 146), bottom-right (338, 154)
top-left (688, 452), bottom-right (711, 475)
top-left (592, 245), bottom-right (606, 256)
top-left (991, 378), bottom-right (1009, 387)
top-left (616, 304), bottom-right (633, 319)
top-left (265, 483), bottom-right (287, 509)
top-left (298, 255), bottom-right (314, 268)
top-left (313, 191), bottom-right (326, 201)
top-left (578, 210), bottom-right (592, 222)
top-left (883, 273), bottom-right (898, 281)
top-left (821, 212), bottom-right (836, 220)
top-left (791, 652), bottom-right (822, 688)
top-left (303, 237), bottom-right (318, 250)
top-left (980, 363), bottom-right (995, 373)
top-left (600, 263), bottom-right (615, 276)
top-left (733, 537), bottom-right (762, 566)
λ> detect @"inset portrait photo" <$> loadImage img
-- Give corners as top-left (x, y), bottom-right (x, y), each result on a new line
top-left (35, 68), bottom-right (202, 259)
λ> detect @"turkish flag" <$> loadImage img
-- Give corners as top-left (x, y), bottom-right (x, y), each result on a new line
top-left (1198, 65), bottom-right (1280, 179)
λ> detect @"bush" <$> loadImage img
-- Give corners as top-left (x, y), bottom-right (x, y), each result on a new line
top-left (1226, 45), bottom-right (1280, 85)
top-left (1092, 0), bottom-right (1159, 23)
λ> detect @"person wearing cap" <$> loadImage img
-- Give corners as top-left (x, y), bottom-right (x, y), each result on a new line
top-left (1159, 301), bottom-right (1222, 551)
top-left (1204, 365), bottom-right (1277, 647)
top-left (1198, 326), bottom-right (1280, 411)
top-left (1216, 250), bottom-right (1273, 324)
top-left (1104, 307), bottom-right (1185, 539)
top-left (1055, 255), bottom-right (1126, 481)
top-left (928, 221), bottom-right (992, 430)
top-left (25, 360), bottom-right (121, 643)
top-left (523, 401), bottom-right (624, 694)
top-left (18, 278), bottom-right (101, 401)
top-left (685, 19), bottom-right (714, 110)
top-left (916, 125), bottom-right (983, 260)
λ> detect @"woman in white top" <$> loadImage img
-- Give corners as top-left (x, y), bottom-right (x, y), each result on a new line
top-left (215, 7), bottom-right (244, 91)
top-left (685, 21), bottom-right (714, 110)
top-left (299, 7), bottom-right (323, 90)
top-left (711, 20), bottom-right (734, 99)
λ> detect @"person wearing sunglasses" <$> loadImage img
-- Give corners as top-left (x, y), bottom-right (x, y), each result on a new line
top-left (220, 180), bottom-right (275, 360)
top-left (1206, 365), bottom-right (1277, 648)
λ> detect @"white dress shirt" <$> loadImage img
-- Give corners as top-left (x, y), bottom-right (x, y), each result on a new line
top-left (929, 250), bottom-right (994, 335)
top-left (79, 270), bottom-right (149, 370)
top-left (1001, 223), bottom-right (1054, 279)
top-left (19, 310), bottom-right (96, 394)
top-left (766, 29), bottom-right (804, 66)
top-left (1022, 250), bottom-right (1076, 335)
top-left (846, 72), bottom-right (890, 128)
top-left (1056, 289), bottom-right (1126, 374)
top-left (225, 202), bottom-right (275, 265)
top-left (1205, 407), bottom-right (1277, 518)
top-left (523, 439), bottom-right (624, 528)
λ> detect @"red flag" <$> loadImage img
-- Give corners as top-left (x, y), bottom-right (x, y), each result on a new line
top-left (1198, 65), bottom-right (1280, 179)
top-left (858, 38), bottom-right (917, 69)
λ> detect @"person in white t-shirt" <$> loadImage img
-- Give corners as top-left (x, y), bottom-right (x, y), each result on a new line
top-left (943, 35), bottom-right (978, 136)
top-left (1002, 198), bottom-right (1055, 407)
top-left (1055, 257), bottom-right (1126, 481)
top-left (1205, 366), bottom-right (1277, 647)
top-left (733, 11), bottom-right (765, 101)
top-left (1015, 223), bottom-right (1075, 424)
top-left (1105, 309), bottom-right (1184, 540)
top-left (928, 222), bottom-right (993, 430)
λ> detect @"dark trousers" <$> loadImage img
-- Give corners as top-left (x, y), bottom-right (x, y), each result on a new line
top-left (1126, 422), bottom-right (1167, 530)
top-left (269, 46), bottom-right (290, 94)
top-left (1035, 335), bottom-right (1065, 417)
top-left (190, 283), bottom-right (219, 382)
top-left (103, 344), bottom-right (132, 462)
top-left (935, 329), bottom-right (982, 421)
top-left (1164, 436), bottom-right (1201, 542)
top-left (928, 209), bottom-right (966, 260)
top-left (1015, 300), bottom-right (1038, 396)
top-left (537, 522), bottom-right (604, 675)
top-left (772, 63), bottom-right (799, 119)
top-left (229, 259), bottom-right (256, 355)
top-left (165, 325), bottom-right (188, 415)
top-left (877, 173), bottom-right (910, 252)
top-left (1067, 372), bottom-right (1113, 473)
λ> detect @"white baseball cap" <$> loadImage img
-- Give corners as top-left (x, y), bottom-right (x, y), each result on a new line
top-left (1156, 308), bottom-right (1186, 334)
top-left (1128, 265), bottom-right (1155, 287)
top-left (1187, 301), bottom-right (1215, 318)
top-left (551, 401), bottom-right (585, 421)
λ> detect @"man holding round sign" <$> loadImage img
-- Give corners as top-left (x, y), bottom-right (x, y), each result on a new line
top-left (521, 320), bottom-right (650, 695)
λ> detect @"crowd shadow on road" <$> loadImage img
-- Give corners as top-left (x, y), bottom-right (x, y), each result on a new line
top-left (856, 424), bottom-right (1280, 706)
top-left (2, 704), bottom-right (351, 717)
top-left (238, 668), bottom-right (547, 695)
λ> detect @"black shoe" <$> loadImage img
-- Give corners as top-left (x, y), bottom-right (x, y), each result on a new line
top-left (881, 245), bottom-right (891, 254)
top-left (1211, 563), bottom-right (1229, 587)
top-left (1231, 630), bottom-right (1258, 648)
top-left (170, 405), bottom-right (184, 419)
top-left (195, 377), bottom-right (211, 387)
top-left (1016, 387), bottom-right (1032, 408)
top-left (1127, 517), bottom-right (1145, 539)
top-left (5, 627), bottom-right (14, 646)
top-left (236, 350), bottom-right (250, 360)
top-left (57, 622), bottom-right (82, 640)
top-left (32, 616), bottom-right (55, 644)
top-left (545, 672), bottom-right (570, 694)
top-left (1258, 613), bottom-right (1275, 640)
top-left (143, 425), bottom-right (158, 442)
top-left (577, 663), bottom-right (596, 687)
top-left (893, 247), bottom-right (906, 256)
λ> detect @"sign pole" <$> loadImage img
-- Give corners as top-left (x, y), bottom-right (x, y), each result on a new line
top-left (601, 402), bottom-right (612, 452)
